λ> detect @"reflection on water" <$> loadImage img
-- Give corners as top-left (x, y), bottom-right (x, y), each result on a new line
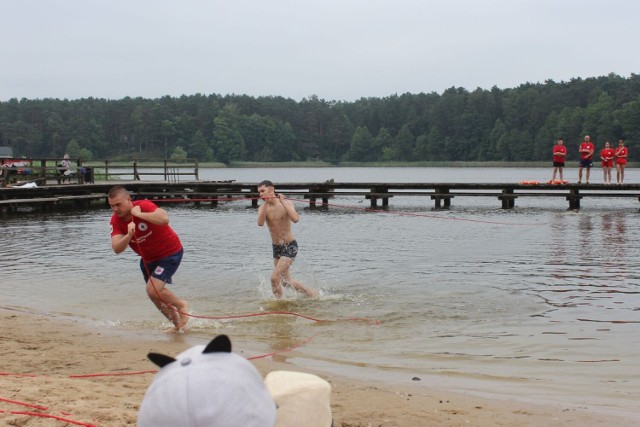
top-left (1, 168), bottom-right (639, 416)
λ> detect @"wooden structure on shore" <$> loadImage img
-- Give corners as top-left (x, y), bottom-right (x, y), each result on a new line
top-left (1, 180), bottom-right (640, 214)
top-left (1, 158), bottom-right (200, 188)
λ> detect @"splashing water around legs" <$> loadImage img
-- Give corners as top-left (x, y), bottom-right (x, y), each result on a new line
top-left (271, 256), bottom-right (318, 298)
top-left (145, 277), bottom-right (190, 333)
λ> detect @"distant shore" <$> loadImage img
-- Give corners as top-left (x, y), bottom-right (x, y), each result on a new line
top-left (84, 160), bottom-right (639, 169)
top-left (84, 160), bottom-right (557, 168)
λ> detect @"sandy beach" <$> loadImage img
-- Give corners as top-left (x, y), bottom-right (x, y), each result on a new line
top-left (0, 308), bottom-right (636, 427)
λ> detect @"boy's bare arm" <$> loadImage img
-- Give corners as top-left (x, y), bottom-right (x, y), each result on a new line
top-left (279, 195), bottom-right (299, 223)
top-left (257, 203), bottom-right (267, 226)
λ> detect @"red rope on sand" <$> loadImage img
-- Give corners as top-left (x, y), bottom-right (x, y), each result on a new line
top-left (0, 410), bottom-right (96, 427)
top-left (0, 397), bottom-right (48, 411)
top-left (68, 370), bottom-right (158, 379)
top-left (0, 398), bottom-right (96, 427)
top-left (0, 373), bottom-right (43, 378)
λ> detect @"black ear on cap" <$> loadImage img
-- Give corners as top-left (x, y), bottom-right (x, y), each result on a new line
top-left (148, 352), bottom-right (177, 368)
top-left (203, 334), bottom-right (232, 354)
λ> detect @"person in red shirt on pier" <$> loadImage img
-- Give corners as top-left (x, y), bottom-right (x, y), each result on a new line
top-left (108, 186), bottom-right (189, 333)
top-left (551, 137), bottom-right (567, 182)
top-left (578, 135), bottom-right (595, 184)
top-left (600, 141), bottom-right (615, 184)
top-left (615, 139), bottom-right (628, 184)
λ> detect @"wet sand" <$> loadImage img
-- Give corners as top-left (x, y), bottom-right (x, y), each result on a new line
top-left (0, 308), bottom-right (636, 426)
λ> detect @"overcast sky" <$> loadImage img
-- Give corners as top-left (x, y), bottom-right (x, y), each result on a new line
top-left (1, 0), bottom-right (639, 102)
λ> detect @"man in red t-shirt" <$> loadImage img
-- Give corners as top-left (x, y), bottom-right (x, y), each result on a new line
top-left (578, 135), bottom-right (595, 184)
top-left (551, 137), bottom-right (567, 181)
top-left (108, 186), bottom-right (189, 333)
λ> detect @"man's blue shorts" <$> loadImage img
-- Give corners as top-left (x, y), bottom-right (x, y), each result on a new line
top-left (579, 159), bottom-right (593, 168)
top-left (140, 249), bottom-right (183, 284)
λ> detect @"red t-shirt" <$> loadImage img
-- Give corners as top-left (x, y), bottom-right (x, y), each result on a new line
top-left (552, 144), bottom-right (567, 163)
top-left (579, 142), bottom-right (595, 160)
top-left (600, 148), bottom-right (614, 167)
top-left (615, 146), bottom-right (628, 158)
top-left (110, 200), bottom-right (182, 262)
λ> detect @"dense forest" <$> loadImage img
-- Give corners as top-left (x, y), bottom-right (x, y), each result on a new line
top-left (1, 73), bottom-right (639, 164)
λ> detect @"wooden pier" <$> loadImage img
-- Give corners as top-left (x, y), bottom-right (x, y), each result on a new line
top-left (1, 181), bottom-right (640, 214)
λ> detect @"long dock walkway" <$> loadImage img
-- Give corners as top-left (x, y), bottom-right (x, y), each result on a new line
top-left (1, 181), bottom-right (640, 213)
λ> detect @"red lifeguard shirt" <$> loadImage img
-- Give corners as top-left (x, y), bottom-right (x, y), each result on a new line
top-left (615, 146), bottom-right (628, 157)
top-left (580, 142), bottom-right (595, 160)
top-left (110, 199), bottom-right (182, 262)
top-left (601, 148), bottom-right (615, 167)
top-left (552, 144), bottom-right (567, 163)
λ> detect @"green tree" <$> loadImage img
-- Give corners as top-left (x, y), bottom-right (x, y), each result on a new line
top-left (170, 146), bottom-right (188, 161)
top-left (344, 126), bottom-right (373, 161)
top-left (413, 134), bottom-right (429, 160)
top-left (211, 117), bottom-right (246, 164)
top-left (160, 119), bottom-right (177, 159)
top-left (78, 147), bottom-right (93, 161)
top-left (490, 119), bottom-right (509, 161)
top-left (392, 124), bottom-right (415, 161)
top-left (188, 130), bottom-right (213, 161)
top-left (65, 139), bottom-right (81, 158)
top-left (425, 127), bottom-right (446, 160)
top-left (372, 127), bottom-right (393, 161)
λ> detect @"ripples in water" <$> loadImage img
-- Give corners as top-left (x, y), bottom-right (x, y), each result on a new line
top-left (1, 174), bottom-right (639, 413)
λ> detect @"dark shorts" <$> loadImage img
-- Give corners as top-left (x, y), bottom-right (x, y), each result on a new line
top-left (272, 240), bottom-right (298, 259)
top-left (579, 159), bottom-right (593, 168)
top-left (140, 249), bottom-right (183, 284)
top-left (553, 161), bottom-right (565, 167)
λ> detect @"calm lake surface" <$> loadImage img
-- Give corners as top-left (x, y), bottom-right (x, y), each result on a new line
top-left (2, 167), bottom-right (639, 418)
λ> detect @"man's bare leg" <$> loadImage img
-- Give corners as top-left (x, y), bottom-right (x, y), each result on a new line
top-left (286, 278), bottom-right (319, 298)
top-left (271, 257), bottom-right (318, 298)
top-left (146, 278), bottom-right (189, 332)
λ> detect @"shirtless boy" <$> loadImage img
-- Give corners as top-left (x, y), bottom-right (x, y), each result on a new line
top-left (257, 180), bottom-right (318, 298)
top-left (108, 186), bottom-right (189, 332)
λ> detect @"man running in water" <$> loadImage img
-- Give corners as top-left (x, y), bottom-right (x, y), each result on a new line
top-left (257, 180), bottom-right (318, 298)
top-left (108, 186), bottom-right (189, 333)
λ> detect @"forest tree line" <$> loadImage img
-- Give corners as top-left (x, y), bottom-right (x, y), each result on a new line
top-left (1, 73), bottom-right (639, 164)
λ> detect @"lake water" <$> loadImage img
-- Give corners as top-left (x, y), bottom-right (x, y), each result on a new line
top-left (2, 167), bottom-right (639, 418)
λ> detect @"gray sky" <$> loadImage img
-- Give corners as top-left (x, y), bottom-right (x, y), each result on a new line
top-left (2, 0), bottom-right (639, 102)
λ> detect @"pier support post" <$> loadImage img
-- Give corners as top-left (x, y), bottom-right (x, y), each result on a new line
top-left (567, 188), bottom-right (581, 210)
top-left (499, 188), bottom-right (516, 209)
top-left (309, 196), bottom-right (318, 209)
top-left (432, 187), bottom-right (452, 209)
top-left (368, 186), bottom-right (390, 209)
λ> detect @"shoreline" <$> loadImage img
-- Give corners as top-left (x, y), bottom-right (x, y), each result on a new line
top-left (1, 307), bottom-right (636, 426)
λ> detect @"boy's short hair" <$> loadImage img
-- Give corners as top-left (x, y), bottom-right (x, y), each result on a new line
top-left (258, 180), bottom-right (274, 188)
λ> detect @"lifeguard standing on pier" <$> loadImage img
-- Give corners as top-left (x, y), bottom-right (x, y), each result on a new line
top-left (551, 137), bottom-right (567, 182)
top-left (578, 135), bottom-right (595, 184)
top-left (615, 139), bottom-right (628, 184)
